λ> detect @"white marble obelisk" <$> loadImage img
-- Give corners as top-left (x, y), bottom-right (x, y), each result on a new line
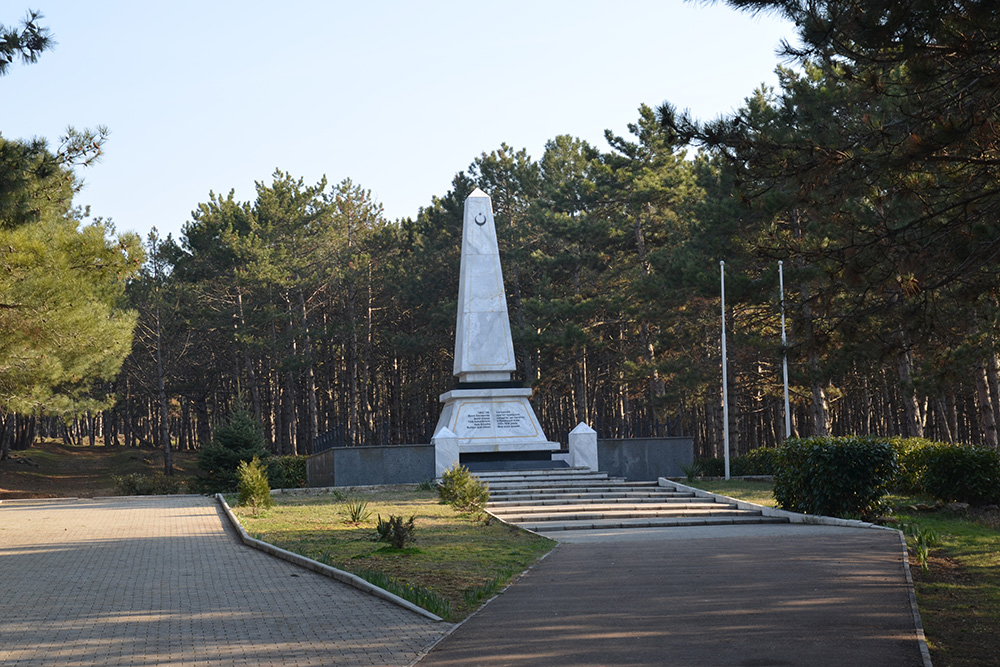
top-left (453, 188), bottom-right (516, 383)
top-left (433, 189), bottom-right (558, 459)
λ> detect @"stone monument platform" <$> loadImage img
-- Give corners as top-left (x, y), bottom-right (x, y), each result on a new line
top-left (433, 189), bottom-right (559, 474)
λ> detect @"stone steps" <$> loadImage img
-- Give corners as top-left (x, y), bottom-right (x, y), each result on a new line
top-left (488, 495), bottom-right (706, 507)
top-left (480, 467), bottom-right (787, 533)
top-left (516, 515), bottom-right (789, 532)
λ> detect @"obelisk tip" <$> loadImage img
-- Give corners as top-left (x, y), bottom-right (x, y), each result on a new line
top-left (467, 187), bottom-right (489, 199)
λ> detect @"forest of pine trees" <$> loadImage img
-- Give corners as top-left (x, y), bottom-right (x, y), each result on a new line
top-left (5, 1), bottom-right (1000, 469)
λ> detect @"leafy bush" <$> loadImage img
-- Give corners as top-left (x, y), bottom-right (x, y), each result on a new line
top-left (112, 473), bottom-right (184, 496)
top-left (692, 448), bottom-right (776, 477)
top-left (267, 455), bottom-right (307, 489)
top-left (374, 514), bottom-right (416, 548)
top-left (196, 408), bottom-right (269, 493)
top-left (438, 464), bottom-right (489, 512)
top-left (773, 436), bottom-right (898, 520)
top-left (738, 447), bottom-right (777, 475)
top-left (696, 457), bottom-right (725, 477)
top-left (236, 456), bottom-right (273, 514)
top-left (887, 437), bottom-right (939, 494)
top-left (919, 443), bottom-right (1000, 505)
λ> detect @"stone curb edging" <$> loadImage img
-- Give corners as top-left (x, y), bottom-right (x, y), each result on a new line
top-left (896, 530), bottom-right (934, 667)
top-left (660, 478), bottom-right (932, 667)
top-left (214, 493), bottom-right (445, 623)
top-left (660, 478), bottom-right (893, 529)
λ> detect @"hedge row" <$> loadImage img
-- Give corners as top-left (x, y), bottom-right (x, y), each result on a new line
top-left (773, 436), bottom-right (898, 520)
top-left (695, 437), bottom-right (1000, 520)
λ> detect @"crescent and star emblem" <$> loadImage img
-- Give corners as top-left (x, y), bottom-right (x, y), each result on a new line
top-left (474, 212), bottom-right (487, 226)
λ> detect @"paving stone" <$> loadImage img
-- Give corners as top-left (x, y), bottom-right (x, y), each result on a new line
top-left (0, 496), bottom-right (450, 667)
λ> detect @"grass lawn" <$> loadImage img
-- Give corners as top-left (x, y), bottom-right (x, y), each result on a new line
top-left (687, 478), bottom-right (1000, 667)
top-left (234, 487), bottom-right (555, 621)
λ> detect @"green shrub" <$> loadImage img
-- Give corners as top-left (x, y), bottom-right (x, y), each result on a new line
top-left (696, 457), bottom-right (725, 477)
top-left (196, 408), bottom-right (269, 493)
top-left (691, 449), bottom-right (776, 478)
top-left (236, 456), bottom-right (273, 514)
top-left (773, 436), bottom-right (898, 520)
top-left (267, 455), bottom-right (307, 489)
top-left (919, 443), bottom-right (1000, 505)
top-left (112, 473), bottom-right (184, 496)
top-left (374, 514), bottom-right (416, 548)
top-left (438, 464), bottom-right (489, 512)
top-left (738, 447), bottom-right (777, 475)
top-left (887, 437), bottom-right (939, 493)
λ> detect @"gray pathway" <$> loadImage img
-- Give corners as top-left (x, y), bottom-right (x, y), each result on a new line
top-left (418, 524), bottom-right (927, 667)
top-left (0, 496), bottom-right (450, 667)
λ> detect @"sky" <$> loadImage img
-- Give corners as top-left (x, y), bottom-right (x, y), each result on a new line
top-left (2, 1), bottom-right (795, 243)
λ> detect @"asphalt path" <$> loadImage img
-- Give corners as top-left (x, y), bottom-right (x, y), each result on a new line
top-left (418, 524), bottom-right (927, 667)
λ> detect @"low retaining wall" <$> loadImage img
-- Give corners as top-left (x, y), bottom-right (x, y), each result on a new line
top-left (597, 437), bottom-right (693, 480)
top-left (306, 443), bottom-right (435, 487)
top-left (306, 437), bottom-right (694, 486)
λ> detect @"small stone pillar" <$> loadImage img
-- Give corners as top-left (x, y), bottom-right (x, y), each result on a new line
top-left (569, 422), bottom-right (598, 471)
top-left (432, 426), bottom-right (460, 478)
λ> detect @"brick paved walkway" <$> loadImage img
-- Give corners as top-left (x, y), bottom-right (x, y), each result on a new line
top-left (0, 496), bottom-right (450, 667)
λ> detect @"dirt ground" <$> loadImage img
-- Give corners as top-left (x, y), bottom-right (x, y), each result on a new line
top-left (0, 440), bottom-right (197, 499)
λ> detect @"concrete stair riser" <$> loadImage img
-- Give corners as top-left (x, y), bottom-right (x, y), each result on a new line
top-left (517, 516), bottom-right (791, 532)
top-left (490, 502), bottom-right (744, 515)
top-left (479, 468), bottom-right (790, 532)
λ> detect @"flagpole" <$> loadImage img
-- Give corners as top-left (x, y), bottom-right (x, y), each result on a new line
top-left (779, 261), bottom-right (791, 439)
top-left (721, 261), bottom-right (730, 480)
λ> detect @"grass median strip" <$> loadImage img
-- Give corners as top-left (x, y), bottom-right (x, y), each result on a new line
top-left (233, 486), bottom-right (555, 621)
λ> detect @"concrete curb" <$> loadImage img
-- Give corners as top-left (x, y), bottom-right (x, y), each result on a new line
top-left (661, 478), bottom-right (932, 667)
top-left (660, 478), bottom-right (894, 529)
top-left (214, 493), bottom-right (445, 623)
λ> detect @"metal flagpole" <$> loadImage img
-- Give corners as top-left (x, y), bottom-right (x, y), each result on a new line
top-left (721, 261), bottom-right (730, 480)
top-left (779, 261), bottom-right (791, 439)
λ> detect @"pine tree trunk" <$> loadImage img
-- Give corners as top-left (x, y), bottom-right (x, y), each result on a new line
top-left (897, 348), bottom-right (924, 438)
top-left (975, 358), bottom-right (998, 447)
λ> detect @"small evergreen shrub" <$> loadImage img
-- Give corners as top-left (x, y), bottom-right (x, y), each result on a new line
top-left (374, 514), bottom-right (416, 548)
top-left (691, 448), bottom-right (776, 478)
top-left (737, 447), bottom-right (777, 475)
top-left (266, 455), bottom-right (307, 489)
top-left (438, 464), bottom-right (489, 512)
top-left (696, 457), bottom-right (725, 477)
top-left (919, 443), bottom-right (1000, 505)
top-left (236, 456), bottom-right (273, 514)
top-left (112, 473), bottom-right (184, 495)
top-left (773, 436), bottom-right (898, 520)
top-left (196, 408), bottom-right (269, 493)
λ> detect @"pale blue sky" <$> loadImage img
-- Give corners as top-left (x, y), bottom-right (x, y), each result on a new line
top-left (2, 1), bottom-right (793, 241)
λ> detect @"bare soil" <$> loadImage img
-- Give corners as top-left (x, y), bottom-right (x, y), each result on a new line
top-left (0, 440), bottom-right (198, 499)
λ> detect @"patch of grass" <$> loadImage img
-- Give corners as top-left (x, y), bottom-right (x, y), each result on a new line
top-left (686, 478), bottom-right (778, 507)
top-left (351, 567), bottom-right (452, 620)
top-left (235, 486), bottom-right (554, 621)
top-left (687, 479), bottom-right (1000, 667)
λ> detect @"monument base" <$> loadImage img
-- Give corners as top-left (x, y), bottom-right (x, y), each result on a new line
top-left (434, 387), bottom-right (560, 454)
top-left (461, 450), bottom-right (568, 472)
